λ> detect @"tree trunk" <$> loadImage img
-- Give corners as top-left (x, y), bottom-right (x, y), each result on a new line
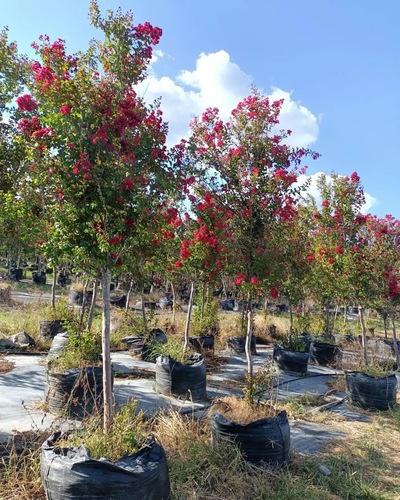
top-left (390, 314), bottom-right (400, 366)
top-left (80, 279), bottom-right (89, 325)
top-left (200, 281), bottom-right (206, 321)
top-left (125, 280), bottom-right (133, 312)
top-left (288, 303), bottom-right (293, 335)
top-left (383, 313), bottom-right (388, 339)
top-left (171, 282), bottom-right (176, 324)
top-left (325, 299), bottom-right (330, 334)
top-left (51, 267), bottom-right (57, 309)
top-left (87, 279), bottom-right (98, 331)
top-left (245, 293), bottom-right (253, 384)
top-left (101, 270), bottom-right (113, 432)
top-left (359, 306), bottom-right (368, 365)
top-left (141, 292), bottom-right (148, 334)
top-left (183, 281), bottom-right (195, 351)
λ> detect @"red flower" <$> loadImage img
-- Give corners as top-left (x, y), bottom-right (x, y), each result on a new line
top-left (60, 104), bottom-right (72, 115)
top-left (334, 245), bottom-right (343, 255)
top-left (180, 247), bottom-right (192, 260)
top-left (306, 254), bottom-right (315, 262)
top-left (175, 260), bottom-right (183, 268)
top-left (16, 94), bottom-right (38, 112)
top-left (322, 200), bottom-right (330, 208)
top-left (121, 177), bottom-right (134, 190)
top-left (250, 276), bottom-right (259, 286)
top-left (350, 171), bottom-right (360, 183)
top-left (327, 257), bottom-right (335, 265)
top-left (270, 288), bottom-right (279, 299)
top-left (235, 273), bottom-right (246, 286)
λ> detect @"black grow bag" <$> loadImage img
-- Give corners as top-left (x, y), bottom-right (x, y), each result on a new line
top-left (345, 371), bottom-right (398, 411)
top-left (273, 343), bottom-right (309, 376)
top-left (155, 354), bottom-right (206, 401)
top-left (310, 341), bottom-right (341, 367)
top-left (41, 433), bottom-right (170, 500)
top-left (189, 334), bottom-right (215, 351)
top-left (45, 366), bottom-right (106, 419)
top-left (141, 329), bottom-right (168, 362)
top-left (227, 336), bottom-right (257, 355)
top-left (211, 410), bottom-right (290, 466)
top-left (39, 319), bottom-right (65, 340)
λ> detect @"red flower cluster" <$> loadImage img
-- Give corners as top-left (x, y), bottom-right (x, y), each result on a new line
top-left (60, 104), bottom-right (72, 115)
top-left (16, 94), bottom-right (38, 112)
top-left (133, 22), bottom-right (162, 45)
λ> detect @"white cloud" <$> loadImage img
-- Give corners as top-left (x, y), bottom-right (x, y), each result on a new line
top-left (298, 172), bottom-right (377, 214)
top-left (136, 50), bottom-right (320, 148)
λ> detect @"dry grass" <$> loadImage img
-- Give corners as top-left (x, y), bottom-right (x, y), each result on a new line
top-left (209, 396), bottom-right (278, 423)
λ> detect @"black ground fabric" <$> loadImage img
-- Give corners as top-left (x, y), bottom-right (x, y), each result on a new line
top-left (155, 353), bottom-right (206, 401)
top-left (41, 433), bottom-right (170, 499)
top-left (273, 344), bottom-right (309, 376)
top-left (211, 410), bottom-right (290, 466)
top-left (345, 371), bottom-right (398, 410)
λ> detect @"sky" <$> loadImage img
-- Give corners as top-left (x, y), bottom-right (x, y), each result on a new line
top-left (2, 0), bottom-right (400, 218)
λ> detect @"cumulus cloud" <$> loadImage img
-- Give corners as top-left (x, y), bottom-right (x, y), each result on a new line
top-left (136, 50), bottom-right (320, 148)
top-left (297, 172), bottom-right (377, 214)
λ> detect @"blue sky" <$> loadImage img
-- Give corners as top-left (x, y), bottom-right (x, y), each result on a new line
top-left (2, 0), bottom-right (400, 217)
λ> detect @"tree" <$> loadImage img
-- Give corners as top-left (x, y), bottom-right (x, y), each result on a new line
top-left (17, 2), bottom-right (175, 430)
top-left (185, 89), bottom-right (319, 387)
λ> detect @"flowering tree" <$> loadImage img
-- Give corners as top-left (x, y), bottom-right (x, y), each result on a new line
top-left (17, 2), bottom-right (175, 429)
top-left (184, 89), bottom-right (319, 384)
top-left (303, 172), bottom-right (366, 333)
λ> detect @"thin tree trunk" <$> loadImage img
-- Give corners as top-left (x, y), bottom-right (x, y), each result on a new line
top-left (200, 281), bottom-right (206, 321)
top-left (359, 306), bottom-right (368, 365)
top-left (325, 299), bottom-right (330, 334)
top-left (79, 280), bottom-right (88, 326)
top-left (245, 293), bottom-right (253, 384)
top-left (390, 314), bottom-right (400, 366)
top-left (383, 313), bottom-right (388, 339)
top-left (87, 279), bottom-right (98, 330)
top-left (288, 303), bottom-right (293, 335)
top-left (141, 292), bottom-right (148, 334)
top-left (343, 305), bottom-right (347, 325)
top-left (183, 281), bottom-right (195, 350)
top-left (171, 282), bottom-right (176, 324)
top-left (51, 266), bottom-right (57, 309)
top-left (101, 269), bottom-right (113, 431)
top-left (125, 280), bottom-right (133, 312)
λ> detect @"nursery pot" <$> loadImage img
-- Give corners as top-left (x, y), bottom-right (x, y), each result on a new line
top-left (189, 334), bottom-right (215, 351)
top-left (211, 410), bottom-right (290, 466)
top-left (345, 371), bottom-right (398, 411)
top-left (155, 354), bottom-right (206, 402)
top-left (39, 319), bottom-right (65, 340)
top-left (45, 366), bottom-right (106, 419)
top-left (227, 336), bottom-right (257, 355)
top-left (273, 343), bottom-right (309, 376)
top-left (41, 433), bottom-right (170, 500)
top-left (310, 341), bottom-right (340, 367)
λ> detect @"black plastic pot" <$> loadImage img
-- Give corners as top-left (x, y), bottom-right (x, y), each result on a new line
top-left (39, 319), bottom-right (65, 340)
top-left (273, 343), bottom-right (309, 376)
top-left (345, 371), bottom-right (398, 411)
top-left (310, 341), bottom-right (340, 366)
top-left (141, 328), bottom-right (168, 362)
top-left (45, 366), bottom-right (105, 419)
top-left (33, 271), bottom-right (47, 284)
top-left (211, 410), bottom-right (290, 466)
top-left (41, 433), bottom-right (170, 500)
top-left (227, 336), bottom-right (257, 355)
top-left (155, 354), bottom-right (206, 402)
top-left (68, 289), bottom-right (93, 306)
top-left (189, 334), bottom-right (215, 351)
